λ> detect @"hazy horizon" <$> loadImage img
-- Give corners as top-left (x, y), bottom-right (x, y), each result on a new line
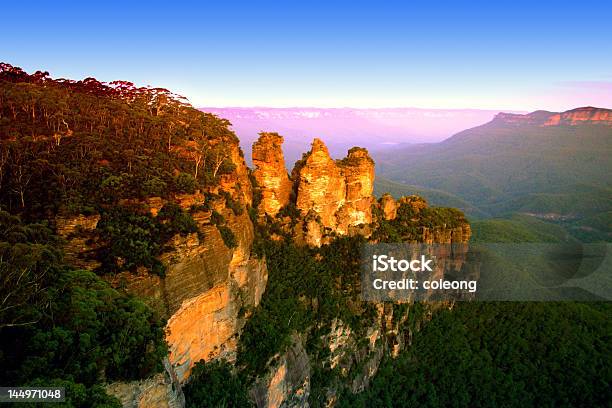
top-left (201, 106), bottom-right (530, 165)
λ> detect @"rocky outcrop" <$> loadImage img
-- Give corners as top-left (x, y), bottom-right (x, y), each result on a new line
top-left (254, 136), bottom-right (375, 245)
top-left (494, 107), bottom-right (612, 127)
top-left (252, 133), bottom-right (292, 217)
top-left (336, 147), bottom-right (375, 234)
top-left (544, 106), bottom-right (612, 126)
top-left (249, 335), bottom-right (310, 408)
top-left (106, 358), bottom-right (184, 408)
top-left (147, 200), bottom-right (266, 383)
top-left (293, 138), bottom-right (348, 230)
top-left (379, 193), bottom-right (398, 220)
top-left (57, 126), bottom-right (473, 408)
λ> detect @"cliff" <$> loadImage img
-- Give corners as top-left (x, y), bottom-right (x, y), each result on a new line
top-left (55, 132), bottom-right (471, 408)
top-left (55, 134), bottom-right (267, 401)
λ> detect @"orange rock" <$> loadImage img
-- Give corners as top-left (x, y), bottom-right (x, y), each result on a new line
top-left (379, 194), bottom-right (398, 220)
top-left (337, 147), bottom-right (375, 233)
top-left (252, 132), bottom-right (292, 216)
top-left (290, 139), bottom-right (375, 241)
top-left (293, 138), bottom-right (347, 230)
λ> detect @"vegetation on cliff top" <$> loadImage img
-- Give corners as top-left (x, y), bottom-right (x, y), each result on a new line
top-left (0, 63), bottom-right (238, 217)
top-left (0, 63), bottom-right (246, 275)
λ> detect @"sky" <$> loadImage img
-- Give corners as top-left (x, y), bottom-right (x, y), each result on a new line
top-left (2, 0), bottom-right (612, 111)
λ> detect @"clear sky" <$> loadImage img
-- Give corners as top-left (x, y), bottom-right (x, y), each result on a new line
top-left (3, 0), bottom-right (612, 111)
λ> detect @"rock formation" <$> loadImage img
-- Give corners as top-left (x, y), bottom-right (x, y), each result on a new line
top-left (379, 193), bottom-right (398, 220)
top-left (293, 138), bottom-right (347, 230)
top-left (59, 131), bottom-right (472, 408)
top-left (106, 358), bottom-right (184, 408)
top-left (543, 106), bottom-right (612, 126)
top-left (162, 209), bottom-right (267, 381)
top-left (336, 147), bottom-right (375, 233)
top-left (252, 132), bottom-right (292, 217)
top-left (249, 335), bottom-right (310, 408)
top-left (253, 135), bottom-right (376, 245)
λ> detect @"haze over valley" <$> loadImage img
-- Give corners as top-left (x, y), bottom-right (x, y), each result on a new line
top-left (203, 107), bottom-right (526, 165)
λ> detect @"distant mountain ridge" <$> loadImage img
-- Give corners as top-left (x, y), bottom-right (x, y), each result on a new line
top-left (373, 106), bottom-right (612, 241)
top-left (493, 106), bottom-right (612, 127)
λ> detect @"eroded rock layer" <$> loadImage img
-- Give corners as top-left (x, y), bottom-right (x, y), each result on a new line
top-left (336, 147), bottom-right (375, 234)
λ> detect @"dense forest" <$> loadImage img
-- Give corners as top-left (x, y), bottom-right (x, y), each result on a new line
top-left (0, 63), bottom-right (244, 277)
top-left (340, 302), bottom-right (612, 407)
top-left (0, 211), bottom-right (167, 406)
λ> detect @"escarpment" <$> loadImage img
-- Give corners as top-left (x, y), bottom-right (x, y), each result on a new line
top-left (55, 139), bottom-right (267, 386)
top-left (494, 107), bottom-right (612, 127)
top-left (23, 124), bottom-right (471, 408)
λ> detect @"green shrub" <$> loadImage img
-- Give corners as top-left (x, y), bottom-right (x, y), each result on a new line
top-left (157, 202), bottom-right (199, 238)
top-left (142, 177), bottom-right (168, 197)
top-left (97, 209), bottom-right (162, 274)
top-left (218, 225), bottom-right (237, 249)
top-left (210, 210), bottom-right (225, 225)
top-left (174, 172), bottom-right (197, 193)
top-left (184, 360), bottom-right (251, 407)
top-left (220, 190), bottom-right (244, 216)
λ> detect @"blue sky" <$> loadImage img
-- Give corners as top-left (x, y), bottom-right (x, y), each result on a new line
top-left (3, 0), bottom-right (612, 110)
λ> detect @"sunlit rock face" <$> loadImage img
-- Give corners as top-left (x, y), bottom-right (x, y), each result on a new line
top-left (336, 147), bottom-right (375, 234)
top-left (289, 139), bottom-right (375, 244)
top-left (218, 139), bottom-right (254, 206)
top-left (252, 133), bottom-right (292, 217)
top-left (251, 136), bottom-right (378, 245)
top-left (293, 138), bottom-right (347, 229)
top-left (159, 142), bottom-right (266, 382)
top-left (161, 205), bottom-right (267, 382)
